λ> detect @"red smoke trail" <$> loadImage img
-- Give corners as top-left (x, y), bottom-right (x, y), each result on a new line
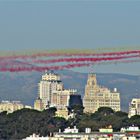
top-left (0, 60), bottom-right (33, 68)
top-left (0, 55), bottom-right (140, 72)
top-left (92, 59), bottom-right (140, 65)
top-left (1, 58), bottom-right (140, 72)
top-left (0, 50), bottom-right (140, 60)
top-left (31, 54), bottom-right (140, 64)
top-left (0, 53), bottom-right (139, 69)
top-left (0, 63), bottom-right (91, 72)
top-left (0, 50), bottom-right (140, 72)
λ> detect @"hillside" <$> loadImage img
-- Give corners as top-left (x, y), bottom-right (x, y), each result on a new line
top-left (0, 70), bottom-right (140, 111)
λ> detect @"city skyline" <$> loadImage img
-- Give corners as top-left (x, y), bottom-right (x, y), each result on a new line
top-left (0, 70), bottom-right (139, 117)
top-left (0, 1), bottom-right (140, 139)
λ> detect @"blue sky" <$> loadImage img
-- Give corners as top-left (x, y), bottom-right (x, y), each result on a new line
top-left (0, 1), bottom-right (140, 75)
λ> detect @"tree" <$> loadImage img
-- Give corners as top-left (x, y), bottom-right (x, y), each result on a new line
top-left (128, 115), bottom-right (140, 127)
top-left (69, 105), bottom-right (84, 115)
top-left (115, 111), bottom-right (128, 117)
top-left (97, 107), bottom-right (114, 115)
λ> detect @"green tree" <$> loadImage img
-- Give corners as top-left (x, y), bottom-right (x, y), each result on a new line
top-left (97, 107), bottom-right (114, 115)
top-left (128, 115), bottom-right (140, 127)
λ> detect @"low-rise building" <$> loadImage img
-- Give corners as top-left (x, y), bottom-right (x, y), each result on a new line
top-left (23, 126), bottom-right (138, 140)
top-left (34, 97), bottom-right (44, 111)
top-left (0, 100), bottom-right (24, 113)
top-left (55, 108), bottom-right (69, 119)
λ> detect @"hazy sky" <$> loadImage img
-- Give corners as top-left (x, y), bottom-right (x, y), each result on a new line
top-left (0, 1), bottom-right (140, 75)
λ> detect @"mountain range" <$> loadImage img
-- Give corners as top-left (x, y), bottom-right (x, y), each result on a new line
top-left (0, 70), bottom-right (140, 112)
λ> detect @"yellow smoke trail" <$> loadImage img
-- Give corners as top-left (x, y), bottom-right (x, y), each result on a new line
top-left (0, 46), bottom-right (140, 57)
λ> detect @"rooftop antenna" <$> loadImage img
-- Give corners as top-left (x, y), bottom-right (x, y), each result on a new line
top-left (89, 64), bottom-right (95, 75)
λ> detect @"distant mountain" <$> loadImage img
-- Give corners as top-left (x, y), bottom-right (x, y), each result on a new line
top-left (0, 70), bottom-right (140, 112)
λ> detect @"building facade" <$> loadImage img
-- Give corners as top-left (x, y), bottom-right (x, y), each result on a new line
top-left (34, 71), bottom-right (79, 117)
top-left (34, 98), bottom-right (44, 111)
top-left (51, 89), bottom-right (77, 109)
top-left (128, 98), bottom-right (140, 117)
top-left (83, 74), bottom-right (120, 113)
top-left (0, 100), bottom-right (24, 113)
top-left (37, 71), bottom-right (64, 109)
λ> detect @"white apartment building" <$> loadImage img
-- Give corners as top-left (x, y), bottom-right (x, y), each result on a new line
top-left (35, 71), bottom-right (77, 112)
top-left (128, 98), bottom-right (140, 117)
top-left (38, 71), bottom-right (64, 108)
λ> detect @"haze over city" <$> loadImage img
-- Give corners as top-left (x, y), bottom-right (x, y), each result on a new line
top-left (0, 1), bottom-right (140, 74)
top-left (0, 1), bottom-right (140, 140)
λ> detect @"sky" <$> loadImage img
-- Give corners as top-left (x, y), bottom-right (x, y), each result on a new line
top-left (0, 0), bottom-right (140, 75)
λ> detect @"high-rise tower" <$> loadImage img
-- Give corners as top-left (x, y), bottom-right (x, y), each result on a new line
top-left (83, 73), bottom-right (120, 113)
top-left (38, 71), bottom-right (63, 108)
top-left (34, 71), bottom-right (79, 116)
top-left (84, 73), bottom-right (99, 97)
